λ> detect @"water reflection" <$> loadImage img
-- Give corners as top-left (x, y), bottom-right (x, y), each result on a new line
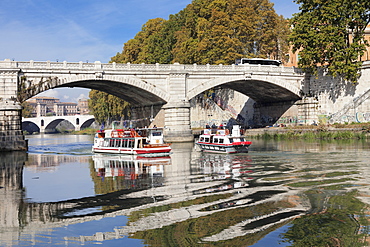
top-left (93, 154), bottom-right (171, 191)
top-left (0, 137), bottom-right (369, 246)
top-left (0, 152), bottom-right (27, 246)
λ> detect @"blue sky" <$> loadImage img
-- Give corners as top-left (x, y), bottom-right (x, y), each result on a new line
top-left (0, 0), bottom-right (299, 102)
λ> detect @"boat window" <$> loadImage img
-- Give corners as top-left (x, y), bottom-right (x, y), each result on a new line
top-left (200, 137), bottom-right (204, 142)
top-left (129, 140), bottom-right (134, 148)
top-left (219, 139), bottom-right (224, 144)
top-left (205, 137), bottom-right (210, 142)
top-left (214, 138), bottom-right (218, 143)
top-left (152, 131), bottom-right (162, 136)
top-left (240, 137), bottom-right (245, 141)
top-left (230, 138), bottom-right (240, 143)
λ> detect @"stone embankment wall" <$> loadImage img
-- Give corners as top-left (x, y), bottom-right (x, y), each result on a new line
top-left (243, 127), bottom-right (365, 137)
top-left (305, 62), bottom-right (370, 124)
top-left (190, 62), bottom-right (370, 129)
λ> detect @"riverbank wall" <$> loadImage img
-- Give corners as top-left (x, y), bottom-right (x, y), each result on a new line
top-left (243, 127), bottom-right (365, 136)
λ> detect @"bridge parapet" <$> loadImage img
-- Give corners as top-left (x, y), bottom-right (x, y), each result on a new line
top-left (0, 59), bottom-right (302, 75)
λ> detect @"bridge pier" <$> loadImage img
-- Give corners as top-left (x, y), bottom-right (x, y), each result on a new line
top-left (163, 101), bottom-right (194, 143)
top-left (0, 102), bottom-right (28, 151)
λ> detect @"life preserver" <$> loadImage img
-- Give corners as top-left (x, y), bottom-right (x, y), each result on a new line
top-left (130, 130), bottom-right (135, 137)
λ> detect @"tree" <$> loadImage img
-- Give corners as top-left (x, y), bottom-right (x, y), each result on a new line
top-left (290, 0), bottom-right (370, 83)
top-left (88, 90), bottom-right (131, 125)
top-left (111, 18), bottom-right (170, 64)
top-left (21, 101), bottom-right (33, 118)
top-left (112, 0), bottom-right (290, 65)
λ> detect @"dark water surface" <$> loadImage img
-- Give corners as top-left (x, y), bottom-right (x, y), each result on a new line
top-left (0, 134), bottom-right (370, 246)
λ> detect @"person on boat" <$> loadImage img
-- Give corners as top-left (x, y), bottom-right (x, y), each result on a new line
top-left (219, 123), bottom-right (224, 129)
top-left (205, 124), bottom-right (210, 129)
top-left (211, 123), bottom-right (217, 129)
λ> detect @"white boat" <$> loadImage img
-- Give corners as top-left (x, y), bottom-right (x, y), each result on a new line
top-left (196, 125), bottom-right (252, 154)
top-left (92, 127), bottom-right (171, 156)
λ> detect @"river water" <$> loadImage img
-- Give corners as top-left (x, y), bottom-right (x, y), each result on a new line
top-left (0, 134), bottom-right (370, 246)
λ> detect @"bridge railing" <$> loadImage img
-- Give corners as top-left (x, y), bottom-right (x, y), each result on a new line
top-left (1, 59), bottom-right (303, 74)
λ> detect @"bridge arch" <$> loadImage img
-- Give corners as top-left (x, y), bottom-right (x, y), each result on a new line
top-left (44, 118), bottom-right (73, 132)
top-left (22, 115), bottom-right (96, 133)
top-left (25, 76), bottom-right (170, 106)
top-left (22, 121), bottom-right (40, 134)
top-left (187, 76), bottom-right (302, 103)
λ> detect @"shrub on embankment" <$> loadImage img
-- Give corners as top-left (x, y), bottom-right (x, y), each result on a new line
top-left (70, 128), bottom-right (98, 135)
top-left (247, 123), bottom-right (370, 140)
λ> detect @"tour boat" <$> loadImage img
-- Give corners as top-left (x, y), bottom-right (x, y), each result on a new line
top-left (196, 125), bottom-right (252, 154)
top-left (92, 127), bottom-right (171, 156)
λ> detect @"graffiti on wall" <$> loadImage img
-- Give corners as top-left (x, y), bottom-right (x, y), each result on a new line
top-left (356, 112), bottom-right (370, 123)
top-left (336, 112), bottom-right (370, 123)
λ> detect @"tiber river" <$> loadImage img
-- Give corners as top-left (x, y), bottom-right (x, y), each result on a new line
top-left (0, 134), bottom-right (370, 246)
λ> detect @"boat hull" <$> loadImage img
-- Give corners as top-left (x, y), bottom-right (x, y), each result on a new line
top-left (92, 146), bottom-right (171, 156)
top-left (196, 143), bottom-right (250, 154)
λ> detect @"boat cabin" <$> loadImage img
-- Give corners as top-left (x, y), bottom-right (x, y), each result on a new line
top-left (94, 128), bottom-right (166, 149)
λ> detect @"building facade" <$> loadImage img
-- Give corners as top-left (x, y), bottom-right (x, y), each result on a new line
top-left (77, 98), bottom-right (90, 115)
top-left (27, 97), bottom-right (78, 117)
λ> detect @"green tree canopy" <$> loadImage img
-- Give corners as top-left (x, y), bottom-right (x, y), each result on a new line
top-left (88, 90), bottom-right (130, 125)
top-left (290, 0), bottom-right (370, 83)
top-left (21, 101), bottom-right (33, 118)
top-left (112, 0), bottom-right (290, 65)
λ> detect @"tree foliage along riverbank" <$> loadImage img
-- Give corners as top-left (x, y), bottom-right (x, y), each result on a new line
top-left (290, 0), bottom-right (370, 83)
top-left (111, 0), bottom-right (290, 65)
top-left (88, 90), bottom-right (131, 125)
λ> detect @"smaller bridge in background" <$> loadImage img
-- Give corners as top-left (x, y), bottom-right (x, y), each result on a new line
top-left (22, 115), bottom-right (95, 133)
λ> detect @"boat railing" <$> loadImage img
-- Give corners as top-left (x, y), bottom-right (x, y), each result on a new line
top-left (203, 128), bottom-right (230, 135)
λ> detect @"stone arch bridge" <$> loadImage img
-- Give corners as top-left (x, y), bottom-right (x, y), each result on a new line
top-left (0, 59), bottom-right (304, 151)
top-left (22, 115), bottom-right (95, 133)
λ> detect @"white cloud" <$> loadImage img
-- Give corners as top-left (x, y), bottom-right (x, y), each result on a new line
top-left (38, 89), bottom-right (60, 99)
